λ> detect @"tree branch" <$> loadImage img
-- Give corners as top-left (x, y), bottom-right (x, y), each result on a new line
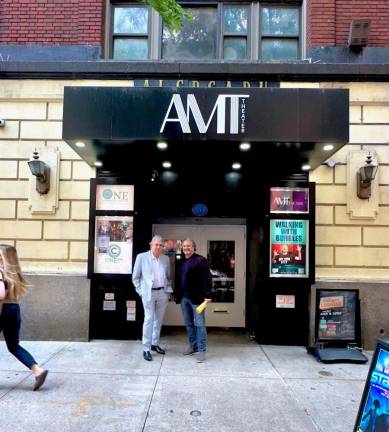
top-left (144, 0), bottom-right (191, 32)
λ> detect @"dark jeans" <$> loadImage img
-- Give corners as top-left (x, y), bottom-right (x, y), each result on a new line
top-left (0, 303), bottom-right (37, 369)
top-left (181, 296), bottom-right (207, 352)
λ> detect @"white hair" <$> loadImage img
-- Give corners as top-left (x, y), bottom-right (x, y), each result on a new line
top-left (150, 235), bottom-right (163, 244)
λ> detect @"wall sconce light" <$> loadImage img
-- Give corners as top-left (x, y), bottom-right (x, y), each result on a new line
top-left (28, 151), bottom-right (50, 194)
top-left (357, 154), bottom-right (378, 199)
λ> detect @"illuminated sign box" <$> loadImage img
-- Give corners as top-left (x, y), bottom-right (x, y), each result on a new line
top-left (269, 219), bottom-right (308, 278)
top-left (94, 215), bottom-right (133, 274)
top-left (270, 187), bottom-right (309, 214)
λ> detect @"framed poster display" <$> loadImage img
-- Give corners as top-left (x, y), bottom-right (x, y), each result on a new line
top-left (316, 289), bottom-right (358, 341)
top-left (354, 339), bottom-right (389, 432)
top-left (270, 219), bottom-right (308, 278)
top-left (94, 216), bottom-right (133, 274)
top-left (96, 184), bottom-right (134, 211)
top-left (270, 187), bottom-right (309, 214)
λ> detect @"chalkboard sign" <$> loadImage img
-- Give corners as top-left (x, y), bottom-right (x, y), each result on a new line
top-left (316, 289), bottom-right (359, 342)
top-left (354, 339), bottom-right (389, 432)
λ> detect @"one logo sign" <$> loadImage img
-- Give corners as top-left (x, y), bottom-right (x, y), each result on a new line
top-left (192, 203), bottom-right (208, 217)
top-left (101, 188), bottom-right (129, 202)
top-left (96, 185), bottom-right (134, 211)
top-left (160, 94), bottom-right (249, 134)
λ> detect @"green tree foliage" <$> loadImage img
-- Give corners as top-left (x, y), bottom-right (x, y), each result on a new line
top-left (145, 0), bottom-right (191, 32)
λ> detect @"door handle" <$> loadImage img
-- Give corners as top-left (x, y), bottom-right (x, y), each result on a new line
top-left (212, 308), bottom-right (228, 313)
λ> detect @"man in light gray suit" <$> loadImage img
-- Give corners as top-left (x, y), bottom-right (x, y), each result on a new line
top-left (132, 235), bottom-right (172, 361)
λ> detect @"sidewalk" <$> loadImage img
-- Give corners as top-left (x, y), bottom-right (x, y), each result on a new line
top-left (0, 329), bottom-right (370, 432)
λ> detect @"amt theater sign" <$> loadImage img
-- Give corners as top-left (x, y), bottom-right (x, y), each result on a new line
top-left (63, 87), bottom-right (349, 144)
top-left (160, 93), bottom-right (249, 134)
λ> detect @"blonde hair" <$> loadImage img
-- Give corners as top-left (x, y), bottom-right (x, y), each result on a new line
top-left (0, 244), bottom-right (28, 299)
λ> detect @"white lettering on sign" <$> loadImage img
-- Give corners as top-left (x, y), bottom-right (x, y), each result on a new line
top-left (160, 94), bottom-right (250, 134)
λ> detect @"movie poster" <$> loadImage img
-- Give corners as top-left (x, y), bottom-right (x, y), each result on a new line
top-left (270, 219), bottom-right (308, 278)
top-left (355, 346), bottom-right (389, 432)
top-left (94, 216), bottom-right (133, 274)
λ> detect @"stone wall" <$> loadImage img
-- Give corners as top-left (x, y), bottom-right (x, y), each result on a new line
top-left (1, 79), bottom-right (388, 345)
top-left (309, 82), bottom-right (389, 348)
top-left (311, 83), bottom-right (389, 281)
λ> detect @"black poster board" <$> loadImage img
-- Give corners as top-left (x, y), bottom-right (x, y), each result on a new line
top-left (354, 339), bottom-right (389, 432)
top-left (316, 289), bottom-right (360, 344)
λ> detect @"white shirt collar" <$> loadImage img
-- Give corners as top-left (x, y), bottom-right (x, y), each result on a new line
top-left (150, 251), bottom-right (160, 261)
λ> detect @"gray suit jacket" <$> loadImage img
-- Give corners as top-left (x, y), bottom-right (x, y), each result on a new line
top-left (132, 251), bottom-right (172, 302)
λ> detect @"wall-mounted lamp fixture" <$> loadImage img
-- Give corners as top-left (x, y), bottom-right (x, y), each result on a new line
top-left (357, 154), bottom-right (378, 199)
top-left (28, 151), bottom-right (50, 194)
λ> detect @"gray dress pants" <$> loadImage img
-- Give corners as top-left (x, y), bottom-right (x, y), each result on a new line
top-left (141, 289), bottom-right (169, 351)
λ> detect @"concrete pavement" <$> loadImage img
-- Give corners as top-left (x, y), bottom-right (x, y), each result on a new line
top-left (0, 329), bottom-right (370, 432)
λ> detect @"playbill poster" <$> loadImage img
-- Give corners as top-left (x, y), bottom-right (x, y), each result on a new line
top-left (94, 216), bottom-right (133, 274)
top-left (270, 219), bottom-right (308, 278)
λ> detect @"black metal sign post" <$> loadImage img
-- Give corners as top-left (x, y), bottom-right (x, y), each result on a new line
top-left (311, 289), bottom-right (368, 363)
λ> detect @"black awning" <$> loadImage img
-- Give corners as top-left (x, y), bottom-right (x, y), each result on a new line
top-left (62, 86), bottom-right (349, 173)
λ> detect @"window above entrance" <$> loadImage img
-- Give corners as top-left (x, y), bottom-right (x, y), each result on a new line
top-left (111, 4), bottom-right (150, 60)
top-left (107, 1), bottom-right (303, 61)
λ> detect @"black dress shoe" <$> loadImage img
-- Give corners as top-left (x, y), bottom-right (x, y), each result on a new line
top-left (143, 351), bottom-right (152, 361)
top-left (151, 345), bottom-right (165, 355)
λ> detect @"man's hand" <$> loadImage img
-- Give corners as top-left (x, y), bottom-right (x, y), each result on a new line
top-left (204, 298), bottom-right (212, 304)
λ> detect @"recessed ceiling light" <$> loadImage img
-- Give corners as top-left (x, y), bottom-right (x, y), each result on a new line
top-left (232, 162), bottom-right (241, 170)
top-left (301, 164), bottom-right (311, 171)
top-left (239, 142), bottom-right (251, 151)
top-left (323, 144), bottom-right (334, 151)
top-left (94, 161), bottom-right (103, 167)
top-left (75, 141), bottom-right (86, 148)
top-left (162, 161), bottom-right (172, 169)
top-left (157, 141), bottom-right (168, 150)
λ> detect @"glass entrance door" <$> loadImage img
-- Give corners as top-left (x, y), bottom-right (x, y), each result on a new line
top-left (152, 224), bottom-right (246, 327)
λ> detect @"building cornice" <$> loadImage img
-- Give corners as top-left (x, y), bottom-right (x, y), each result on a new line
top-left (0, 61), bottom-right (389, 81)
